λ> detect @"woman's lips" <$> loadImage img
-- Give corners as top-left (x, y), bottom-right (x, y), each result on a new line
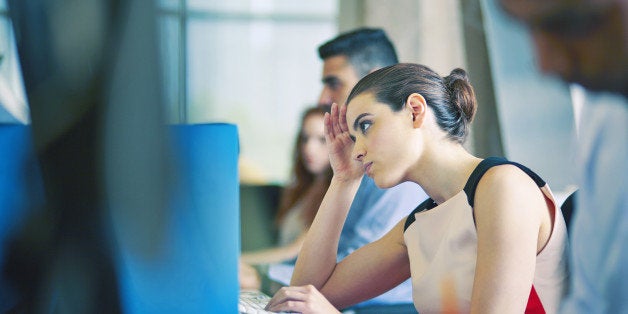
top-left (364, 162), bottom-right (373, 176)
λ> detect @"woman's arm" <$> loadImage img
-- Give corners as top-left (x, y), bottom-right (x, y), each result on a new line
top-left (268, 219), bottom-right (411, 312)
top-left (319, 220), bottom-right (412, 308)
top-left (289, 176), bottom-right (361, 287)
top-left (239, 261), bottom-right (261, 290)
top-left (266, 103), bottom-right (412, 312)
top-left (290, 102), bottom-right (365, 288)
top-left (241, 232), bottom-right (307, 265)
top-left (470, 165), bottom-right (552, 313)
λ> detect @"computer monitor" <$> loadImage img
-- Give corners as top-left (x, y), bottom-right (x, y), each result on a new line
top-left (0, 124), bottom-right (44, 312)
top-left (116, 123), bottom-right (240, 313)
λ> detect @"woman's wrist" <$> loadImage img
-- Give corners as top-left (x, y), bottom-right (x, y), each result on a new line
top-left (330, 174), bottom-right (362, 186)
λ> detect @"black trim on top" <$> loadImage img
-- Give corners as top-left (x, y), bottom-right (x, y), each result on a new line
top-left (404, 198), bottom-right (438, 231)
top-left (463, 157), bottom-right (546, 208)
top-left (403, 157), bottom-right (547, 232)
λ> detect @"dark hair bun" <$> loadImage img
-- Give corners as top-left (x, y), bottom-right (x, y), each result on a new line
top-left (443, 68), bottom-right (477, 124)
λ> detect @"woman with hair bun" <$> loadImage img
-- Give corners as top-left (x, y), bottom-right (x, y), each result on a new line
top-left (265, 63), bottom-right (568, 313)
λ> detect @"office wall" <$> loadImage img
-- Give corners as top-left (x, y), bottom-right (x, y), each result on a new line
top-left (0, 0), bottom-right (579, 191)
top-left (338, 0), bottom-right (466, 76)
top-left (480, 0), bottom-right (577, 193)
top-left (338, 0), bottom-right (578, 193)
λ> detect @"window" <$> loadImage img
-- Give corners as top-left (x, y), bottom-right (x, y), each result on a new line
top-left (0, 0), bottom-right (28, 124)
top-left (157, 0), bottom-right (337, 184)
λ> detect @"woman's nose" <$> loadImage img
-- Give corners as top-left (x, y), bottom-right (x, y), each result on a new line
top-left (353, 142), bottom-right (365, 161)
top-left (304, 140), bottom-right (315, 154)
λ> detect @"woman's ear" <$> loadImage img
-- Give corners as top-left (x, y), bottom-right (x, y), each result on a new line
top-left (406, 93), bottom-right (427, 128)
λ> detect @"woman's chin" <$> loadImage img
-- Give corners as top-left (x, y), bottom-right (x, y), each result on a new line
top-left (372, 176), bottom-right (399, 189)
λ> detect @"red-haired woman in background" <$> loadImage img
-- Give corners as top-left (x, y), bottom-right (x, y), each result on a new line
top-left (240, 106), bottom-right (332, 291)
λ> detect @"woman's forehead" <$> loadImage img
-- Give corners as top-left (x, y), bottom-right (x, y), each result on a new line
top-left (346, 93), bottom-right (377, 118)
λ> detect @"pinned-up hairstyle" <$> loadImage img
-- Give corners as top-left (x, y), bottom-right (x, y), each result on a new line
top-left (346, 63), bottom-right (477, 143)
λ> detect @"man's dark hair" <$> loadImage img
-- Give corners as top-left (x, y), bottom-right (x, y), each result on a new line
top-left (318, 28), bottom-right (398, 78)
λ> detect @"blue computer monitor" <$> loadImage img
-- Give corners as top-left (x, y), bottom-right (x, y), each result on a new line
top-left (115, 123), bottom-right (240, 313)
top-left (0, 124), bottom-right (44, 311)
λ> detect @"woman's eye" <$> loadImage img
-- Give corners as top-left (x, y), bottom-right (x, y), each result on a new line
top-left (359, 121), bottom-right (372, 134)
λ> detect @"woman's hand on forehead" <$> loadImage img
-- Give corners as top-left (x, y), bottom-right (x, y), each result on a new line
top-left (324, 102), bottom-right (363, 182)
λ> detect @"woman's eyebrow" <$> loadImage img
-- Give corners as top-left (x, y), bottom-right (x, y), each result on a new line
top-left (352, 113), bottom-right (371, 131)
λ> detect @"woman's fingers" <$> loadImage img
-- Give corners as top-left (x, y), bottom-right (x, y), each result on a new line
top-left (331, 103), bottom-right (344, 137)
top-left (325, 103), bottom-right (338, 140)
top-left (265, 286), bottom-right (305, 311)
top-left (265, 285), bottom-right (340, 314)
top-left (324, 112), bottom-right (333, 142)
top-left (339, 103), bottom-right (349, 134)
top-left (325, 102), bottom-right (348, 143)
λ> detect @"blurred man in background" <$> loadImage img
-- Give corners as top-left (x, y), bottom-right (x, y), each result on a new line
top-left (499, 0), bottom-right (627, 312)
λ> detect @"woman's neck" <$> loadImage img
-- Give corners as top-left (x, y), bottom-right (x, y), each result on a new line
top-left (313, 172), bottom-right (330, 183)
top-left (409, 143), bottom-right (482, 205)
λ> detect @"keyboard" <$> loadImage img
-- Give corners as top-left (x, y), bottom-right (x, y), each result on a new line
top-left (239, 290), bottom-right (276, 313)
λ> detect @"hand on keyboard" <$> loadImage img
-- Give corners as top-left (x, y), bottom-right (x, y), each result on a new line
top-left (239, 290), bottom-right (284, 314)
